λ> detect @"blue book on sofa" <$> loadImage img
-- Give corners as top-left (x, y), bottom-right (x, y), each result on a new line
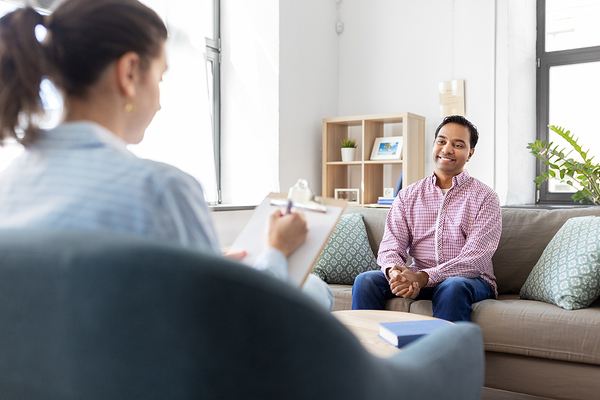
top-left (378, 319), bottom-right (453, 348)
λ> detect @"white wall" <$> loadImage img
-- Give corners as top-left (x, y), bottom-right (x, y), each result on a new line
top-left (279, 0), bottom-right (339, 193)
top-left (220, 0), bottom-right (537, 209)
top-left (221, 0), bottom-right (339, 203)
top-left (211, 209), bottom-right (254, 248)
top-left (336, 0), bottom-right (536, 203)
top-left (494, 0), bottom-right (537, 205)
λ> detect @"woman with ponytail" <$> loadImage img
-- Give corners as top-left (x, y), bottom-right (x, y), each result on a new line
top-left (0, 0), bottom-right (332, 310)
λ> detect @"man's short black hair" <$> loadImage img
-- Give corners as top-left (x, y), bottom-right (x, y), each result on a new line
top-left (434, 115), bottom-right (479, 149)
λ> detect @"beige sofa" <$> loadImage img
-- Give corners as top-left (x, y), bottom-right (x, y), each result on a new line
top-left (331, 206), bottom-right (600, 400)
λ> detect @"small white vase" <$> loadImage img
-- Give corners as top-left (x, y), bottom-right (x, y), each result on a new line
top-left (341, 147), bottom-right (356, 162)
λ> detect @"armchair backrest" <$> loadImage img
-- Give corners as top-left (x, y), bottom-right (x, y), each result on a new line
top-left (0, 229), bottom-right (484, 400)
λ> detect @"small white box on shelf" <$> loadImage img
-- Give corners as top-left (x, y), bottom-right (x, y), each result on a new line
top-left (334, 188), bottom-right (359, 205)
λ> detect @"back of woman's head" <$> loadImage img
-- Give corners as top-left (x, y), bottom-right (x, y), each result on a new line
top-left (0, 0), bottom-right (167, 145)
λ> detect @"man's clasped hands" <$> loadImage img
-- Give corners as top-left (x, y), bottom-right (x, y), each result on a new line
top-left (389, 266), bottom-right (429, 300)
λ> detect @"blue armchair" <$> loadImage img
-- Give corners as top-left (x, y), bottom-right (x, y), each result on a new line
top-left (0, 229), bottom-right (484, 399)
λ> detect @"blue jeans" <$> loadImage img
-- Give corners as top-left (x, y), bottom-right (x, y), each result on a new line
top-left (351, 270), bottom-right (494, 322)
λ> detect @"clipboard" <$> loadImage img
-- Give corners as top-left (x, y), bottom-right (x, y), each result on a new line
top-left (230, 191), bottom-right (346, 287)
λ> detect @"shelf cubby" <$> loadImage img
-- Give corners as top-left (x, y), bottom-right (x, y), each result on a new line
top-left (322, 112), bottom-right (425, 206)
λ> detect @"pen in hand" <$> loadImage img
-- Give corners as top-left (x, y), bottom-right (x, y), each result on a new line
top-left (285, 199), bottom-right (293, 214)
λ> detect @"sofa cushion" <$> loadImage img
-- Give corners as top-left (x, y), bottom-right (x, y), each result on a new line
top-left (408, 300), bottom-right (433, 316)
top-left (492, 207), bottom-right (600, 295)
top-left (473, 295), bottom-right (600, 365)
top-left (312, 213), bottom-right (379, 285)
top-left (329, 284), bottom-right (354, 311)
top-left (519, 216), bottom-right (600, 310)
top-left (342, 207), bottom-right (389, 255)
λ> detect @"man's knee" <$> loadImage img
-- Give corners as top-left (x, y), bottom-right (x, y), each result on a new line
top-left (436, 276), bottom-right (475, 299)
top-left (353, 270), bottom-right (384, 288)
top-left (439, 276), bottom-right (471, 289)
top-left (356, 270), bottom-right (381, 281)
top-left (352, 270), bottom-right (387, 310)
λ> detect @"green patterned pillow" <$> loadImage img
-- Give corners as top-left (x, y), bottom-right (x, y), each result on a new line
top-left (312, 213), bottom-right (379, 285)
top-left (520, 216), bottom-right (600, 310)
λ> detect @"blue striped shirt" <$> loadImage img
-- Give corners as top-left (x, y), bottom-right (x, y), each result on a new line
top-left (0, 121), bottom-right (332, 310)
top-left (0, 121), bottom-right (220, 253)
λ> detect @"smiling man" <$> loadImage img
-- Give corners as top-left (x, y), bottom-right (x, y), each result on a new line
top-left (351, 115), bottom-right (502, 322)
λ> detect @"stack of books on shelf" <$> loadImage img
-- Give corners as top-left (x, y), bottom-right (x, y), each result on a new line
top-left (368, 172), bottom-right (402, 207)
top-left (377, 196), bottom-right (394, 206)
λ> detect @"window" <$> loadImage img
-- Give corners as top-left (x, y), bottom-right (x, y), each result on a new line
top-left (536, 0), bottom-right (600, 203)
top-left (0, 0), bottom-right (222, 205)
top-left (133, 0), bottom-right (221, 204)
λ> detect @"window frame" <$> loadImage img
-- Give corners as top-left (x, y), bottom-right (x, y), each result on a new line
top-left (206, 0), bottom-right (222, 204)
top-left (536, 0), bottom-right (600, 203)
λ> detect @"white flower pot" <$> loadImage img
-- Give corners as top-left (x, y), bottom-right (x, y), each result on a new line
top-left (341, 147), bottom-right (356, 162)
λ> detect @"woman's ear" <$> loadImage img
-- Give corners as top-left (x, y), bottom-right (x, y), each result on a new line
top-left (115, 51), bottom-right (141, 98)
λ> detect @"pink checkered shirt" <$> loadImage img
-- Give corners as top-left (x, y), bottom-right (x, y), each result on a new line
top-left (378, 170), bottom-right (502, 297)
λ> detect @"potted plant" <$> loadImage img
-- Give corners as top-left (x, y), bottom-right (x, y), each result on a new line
top-left (527, 125), bottom-right (600, 205)
top-left (341, 138), bottom-right (357, 162)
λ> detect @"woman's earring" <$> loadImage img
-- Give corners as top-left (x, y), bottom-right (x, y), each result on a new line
top-left (125, 103), bottom-right (135, 113)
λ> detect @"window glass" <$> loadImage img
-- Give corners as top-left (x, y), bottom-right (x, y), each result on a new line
top-left (202, 0), bottom-right (215, 42)
top-left (0, 2), bottom-right (16, 17)
top-left (546, 0), bottom-right (600, 52)
top-left (130, 0), bottom-right (218, 203)
top-left (547, 61), bottom-right (600, 193)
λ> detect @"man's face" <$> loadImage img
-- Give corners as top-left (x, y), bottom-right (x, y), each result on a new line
top-left (432, 123), bottom-right (474, 178)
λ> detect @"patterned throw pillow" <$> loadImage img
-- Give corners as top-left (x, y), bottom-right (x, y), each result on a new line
top-left (311, 213), bottom-right (379, 285)
top-left (520, 216), bottom-right (600, 310)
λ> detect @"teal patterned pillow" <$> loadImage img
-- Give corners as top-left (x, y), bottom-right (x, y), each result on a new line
top-left (520, 216), bottom-right (600, 310)
top-left (312, 213), bottom-right (379, 284)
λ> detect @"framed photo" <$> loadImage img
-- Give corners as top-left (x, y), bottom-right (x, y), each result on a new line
top-left (334, 188), bottom-right (360, 205)
top-left (370, 136), bottom-right (403, 160)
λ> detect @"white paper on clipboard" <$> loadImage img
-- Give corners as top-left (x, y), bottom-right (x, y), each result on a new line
top-left (230, 192), bottom-right (346, 287)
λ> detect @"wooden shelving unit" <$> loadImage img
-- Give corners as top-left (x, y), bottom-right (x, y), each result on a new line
top-left (322, 112), bottom-right (426, 206)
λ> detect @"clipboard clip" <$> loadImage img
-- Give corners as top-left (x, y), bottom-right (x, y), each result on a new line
top-left (270, 179), bottom-right (327, 213)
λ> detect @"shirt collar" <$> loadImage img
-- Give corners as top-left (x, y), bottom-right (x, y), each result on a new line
top-left (37, 121), bottom-right (132, 157)
top-left (429, 169), bottom-right (471, 189)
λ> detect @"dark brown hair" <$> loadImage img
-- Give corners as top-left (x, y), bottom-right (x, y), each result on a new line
top-left (0, 0), bottom-right (167, 146)
top-left (434, 115), bottom-right (479, 149)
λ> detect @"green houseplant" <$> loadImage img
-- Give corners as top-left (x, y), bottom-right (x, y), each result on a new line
top-left (341, 138), bottom-right (357, 162)
top-left (527, 125), bottom-right (600, 205)
top-left (341, 138), bottom-right (357, 148)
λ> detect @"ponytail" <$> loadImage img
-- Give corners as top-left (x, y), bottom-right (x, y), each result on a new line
top-left (0, 0), bottom-right (168, 147)
top-left (0, 7), bottom-right (47, 146)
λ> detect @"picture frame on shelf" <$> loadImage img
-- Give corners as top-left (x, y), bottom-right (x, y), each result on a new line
top-left (334, 188), bottom-right (360, 205)
top-left (370, 136), bottom-right (403, 160)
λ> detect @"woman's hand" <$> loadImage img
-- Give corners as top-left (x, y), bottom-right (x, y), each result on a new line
top-left (223, 249), bottom-right (247, 261)
top-left (267, 209), bottom-right (308, 258)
